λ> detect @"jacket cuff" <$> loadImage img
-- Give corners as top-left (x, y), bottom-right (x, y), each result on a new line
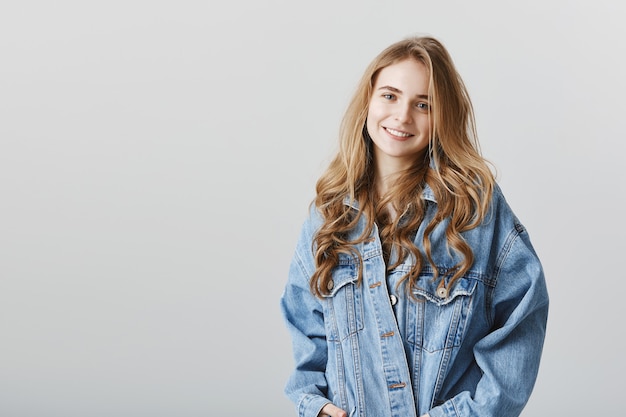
top-left (427, 400), bottom-right (457, 417)
top-left (297, 394), bottom-right (331, 417)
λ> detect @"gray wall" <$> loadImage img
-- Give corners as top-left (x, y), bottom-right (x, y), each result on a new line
top-left (1, 1), bottom-right (624, 416)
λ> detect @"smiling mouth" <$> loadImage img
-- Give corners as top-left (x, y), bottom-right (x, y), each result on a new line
top-left (384, 127), bottom-right (413, 138)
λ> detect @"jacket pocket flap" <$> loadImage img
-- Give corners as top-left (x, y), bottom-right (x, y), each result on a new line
top-left (322, 264), bottom-right (358, 298)
top-left (412, 276), bottom-right (477, 306)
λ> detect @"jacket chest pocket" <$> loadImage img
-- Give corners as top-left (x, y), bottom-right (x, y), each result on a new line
top-left (407, 276), bottom-right (477, 353)
top-left (322, 262), bottom-right (364, 342)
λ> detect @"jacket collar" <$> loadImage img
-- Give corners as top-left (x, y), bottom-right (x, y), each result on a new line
top-left (342, 183), bottom-right (437, 210)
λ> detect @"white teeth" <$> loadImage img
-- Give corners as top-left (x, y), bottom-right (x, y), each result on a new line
top-left (386, 128), bottom-right (411, 137)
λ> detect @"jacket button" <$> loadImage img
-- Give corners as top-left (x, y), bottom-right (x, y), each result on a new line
top-left (436, 287), bottom-right (448, 298)
top-left (390, 294), bottom-right (398, 305)
top-left (327, 280), bottom-right (334, 291)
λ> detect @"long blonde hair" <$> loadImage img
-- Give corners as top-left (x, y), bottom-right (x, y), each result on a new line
top-left (310, 36), bottom-right (495, 298)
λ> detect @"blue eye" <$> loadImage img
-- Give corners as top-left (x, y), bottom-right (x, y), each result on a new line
top-left (383, 93), bottom-right (395, 100)
top-left (416, 102), bottom-right (430, 111)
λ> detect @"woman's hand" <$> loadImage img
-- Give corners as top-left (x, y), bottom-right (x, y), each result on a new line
top-left (318, 402), bottom-right (348, 417)
top-left (317, 403), bottom-right (428, 417)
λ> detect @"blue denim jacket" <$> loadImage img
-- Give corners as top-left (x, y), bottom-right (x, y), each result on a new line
top-left (281, 185), bottom-right (549, 417)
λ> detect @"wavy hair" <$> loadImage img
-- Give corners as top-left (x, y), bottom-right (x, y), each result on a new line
top-left (310, 36), bottom-right (495, 298)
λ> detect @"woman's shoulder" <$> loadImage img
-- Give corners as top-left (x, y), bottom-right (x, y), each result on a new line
top-left (483, 182), bottom-right (528, 235)
top-left (489, 182), bottom-right (513, 213)
top-left (291, 203), bottom-right (323, 249)
top-left (303, 203), bottom-right (324, 229)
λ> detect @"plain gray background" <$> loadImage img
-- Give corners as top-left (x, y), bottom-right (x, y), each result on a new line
top-left (1, 1), bottom-right (624, 416)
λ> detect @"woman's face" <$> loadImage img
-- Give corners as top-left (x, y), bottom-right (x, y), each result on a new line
top-left (366, 59), bottom-right (431, 172)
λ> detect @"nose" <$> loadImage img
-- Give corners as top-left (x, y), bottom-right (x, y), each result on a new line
top-left (395, 102), bottom-right (413, 123)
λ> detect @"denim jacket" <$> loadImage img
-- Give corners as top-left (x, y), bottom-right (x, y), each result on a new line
top-left (281, 184), bottom-right (549, 417)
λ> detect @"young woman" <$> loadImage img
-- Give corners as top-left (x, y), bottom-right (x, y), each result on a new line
top-left (281, 35), bottom-right (548, 417)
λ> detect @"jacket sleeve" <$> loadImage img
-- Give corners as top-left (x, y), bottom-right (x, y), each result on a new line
top-left (280, 218), bottom-right (332, 417)
top-left (428, 224), bottom-right (549, 417)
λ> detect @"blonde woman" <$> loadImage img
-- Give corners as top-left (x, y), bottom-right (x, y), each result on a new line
top-left (281, 35), bottom-right (548, 417)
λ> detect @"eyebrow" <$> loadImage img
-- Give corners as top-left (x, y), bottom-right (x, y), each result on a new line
top-left (378, 85), bottom-right (429, 100)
